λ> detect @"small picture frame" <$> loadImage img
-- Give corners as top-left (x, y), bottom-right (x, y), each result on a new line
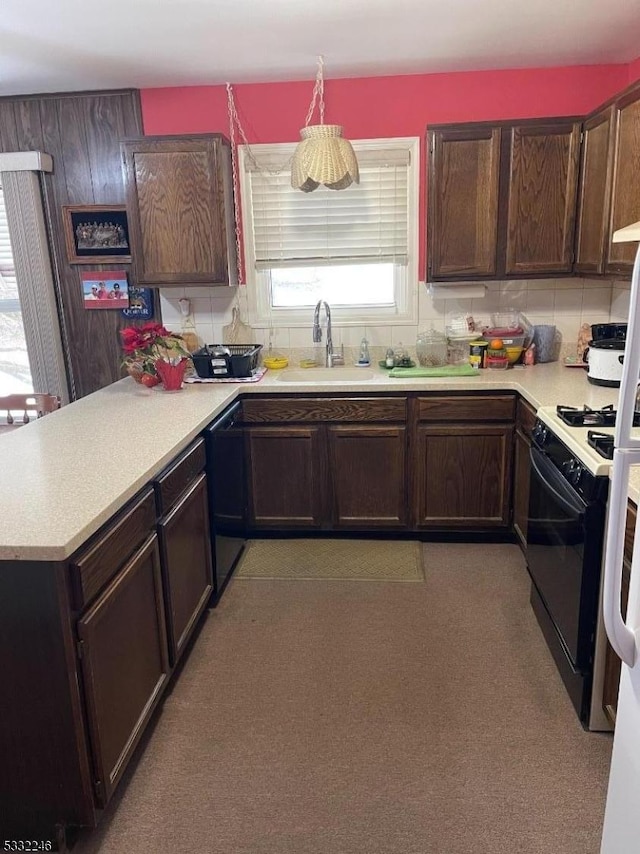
top-left (82, 270), bottom-right (129, 309)
top-left (63, 205), bottom-right (132, 264)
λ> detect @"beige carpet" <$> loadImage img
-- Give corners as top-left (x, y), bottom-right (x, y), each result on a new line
top-left (235, 538), bottom-right (424, 581)
top-left (73, 543), bottom-right (612, 854)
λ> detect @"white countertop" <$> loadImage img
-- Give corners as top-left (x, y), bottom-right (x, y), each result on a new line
top-left (0, 362), bottom-right (631, 561)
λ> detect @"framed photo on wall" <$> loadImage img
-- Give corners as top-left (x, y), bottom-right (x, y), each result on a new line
top-left (63, 205), bottom-right (132, 264)
top-left (82, 270), bottom-right (130, 309)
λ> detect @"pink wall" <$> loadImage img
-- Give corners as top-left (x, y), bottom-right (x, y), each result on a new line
top-left (141, 63), bottom-right (629, 280)
top-left (629, 56), bottom-right (640, 84)
top-left (142, 65), bottom-right (627, 140)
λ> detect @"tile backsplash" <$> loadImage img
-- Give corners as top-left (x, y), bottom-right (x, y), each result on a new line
top-left (160, 278), bottom-right (630, 359)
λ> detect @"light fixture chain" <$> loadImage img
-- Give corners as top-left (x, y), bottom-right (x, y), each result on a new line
top-left (226, 83), bottom-right (292, 176)
top-left (304, 55), bottom-right (325, 127)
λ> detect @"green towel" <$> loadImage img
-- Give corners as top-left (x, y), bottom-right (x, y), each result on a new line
top-left (388, 364), bottom-right (479, 378)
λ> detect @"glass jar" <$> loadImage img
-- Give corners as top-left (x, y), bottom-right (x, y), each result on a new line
top-left (416, 328), bottom-right (448, 367)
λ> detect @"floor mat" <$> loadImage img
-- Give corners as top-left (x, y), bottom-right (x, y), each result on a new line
top-left (235, 538), bottom-right (424, 581)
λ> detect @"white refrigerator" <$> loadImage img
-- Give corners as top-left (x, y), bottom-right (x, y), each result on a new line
top-left (600, 220), bottom-right (640, 853)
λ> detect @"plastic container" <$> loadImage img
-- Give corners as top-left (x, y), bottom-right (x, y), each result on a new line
top-left (357, 338), bottom-right (371, 366)
top-left (486, 339), bottom-right (509, 370)
top-left (192, 344), bottom-right (263, 378)
top-left (486, 355), bottom-right (510, 370)
top-left (491, 311), bottom-right (520, 331)
top-left (416, 328), bottom-right (448, 367)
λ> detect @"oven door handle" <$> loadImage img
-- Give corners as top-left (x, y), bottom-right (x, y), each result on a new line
top-left (603, 450), bottom-right (637, 667)
top-left (529, 446), bottom-right (586, 518)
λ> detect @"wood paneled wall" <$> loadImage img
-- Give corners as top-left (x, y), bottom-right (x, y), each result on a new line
top-left (0, 89), bottom-right (158, 399)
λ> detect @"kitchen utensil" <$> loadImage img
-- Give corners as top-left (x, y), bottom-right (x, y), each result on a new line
top-left (177, 298), bottom-right (200, 353)
top-left (577, 323), bottom-right (592, 359)
top-left (590, 322), bottom-right (627, 343)
top-left (223, 305), bottom-right (254, 345)
top-left (532, 325), bottom-right (557, 363)
top-left (585, 338), bottom-right (626, 387)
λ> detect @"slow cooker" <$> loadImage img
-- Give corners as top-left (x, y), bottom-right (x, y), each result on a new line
top-left (585, 338), bottom-right (626, 387)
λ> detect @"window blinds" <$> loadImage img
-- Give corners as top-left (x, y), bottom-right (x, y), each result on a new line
top-left (247, 147), bottom-right (410, 270)
top-left (0, 185), bottom-right (17, 296)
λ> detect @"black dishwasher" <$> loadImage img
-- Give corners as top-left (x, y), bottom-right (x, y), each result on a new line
top-left (205, 402), bottom-right (246, 602)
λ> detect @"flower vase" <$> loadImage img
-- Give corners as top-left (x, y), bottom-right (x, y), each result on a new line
top-left (155, 358), bottom-right (188, 391)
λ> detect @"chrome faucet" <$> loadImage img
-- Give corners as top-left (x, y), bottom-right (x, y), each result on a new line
top-left (312, 300), bottom-right (344, 367)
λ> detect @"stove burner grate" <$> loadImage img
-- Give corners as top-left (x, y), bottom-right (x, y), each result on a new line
top-left (587, 430), bottom-right (615, 460)
top-left (556, 404), bottom-right (618, 427)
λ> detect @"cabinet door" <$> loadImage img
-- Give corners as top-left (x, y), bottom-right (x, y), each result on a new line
top-left (328, 425), bottom-right (407, 528)
top-left (513, 428), bottom-right (531, 548)
top-left (575, 107), bottom-right (615, 275)
top-left (427, 126), bottom-right (501, 279)
top-left (158, 472), bottom-right (214, 664)
top-left (505, 121), bottom-right (581, 275)
top-left (606, 89), bottom-right (640, 276)
top-left (414, 425), bottom-right (513, 527)
top-left (247, 426), bottom-right (324, 528)
top-left (77, 534), bottom-right (169, 806)
top-left (121, 135), bottom-right (236, 287)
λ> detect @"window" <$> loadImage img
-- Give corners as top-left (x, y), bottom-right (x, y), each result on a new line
top-left (239, 137), bottom-right (419, 326)
top-left (0, 183), bottom-right (32, 393)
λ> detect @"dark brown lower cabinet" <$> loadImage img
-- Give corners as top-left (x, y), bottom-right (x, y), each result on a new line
top-left (414, 424), bottom-right (513, 527)
top-left (602, 501), bottom-right (635, 724)
top-left (247, 425), bottom-right (324, 527)
top-left (158, 472), bottom-right (213, 664)
top-left (77, 534), bottom-right (169, 806)
top-left (328, 425), bottom-right (407, 528)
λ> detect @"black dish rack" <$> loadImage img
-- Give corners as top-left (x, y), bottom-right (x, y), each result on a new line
top-left (192, 344), bottom-right (263, 379)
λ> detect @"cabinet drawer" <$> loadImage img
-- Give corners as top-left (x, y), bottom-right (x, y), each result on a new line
top-left (242, 397), bottom-right (406, 423)
top-left (70, 488), bottom-right (156, 610)
top-left (417, 395), bottom-right (515, 422)
top-left (154, 438), bottom-right (206, 514)
top-left (517, 398), bottom-right (537, 438)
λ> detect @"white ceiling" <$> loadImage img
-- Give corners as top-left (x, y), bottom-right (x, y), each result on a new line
top-left (2, 0), bottom-right (640, 96)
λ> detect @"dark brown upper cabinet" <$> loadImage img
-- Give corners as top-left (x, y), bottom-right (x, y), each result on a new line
top-left (574, 107), bottom-right (616, 275)
top-left (121, 134), bottom-right (238, 288)
top-left (427, 126), bottom-right (501, 278)
top-left (505, 121), bottom-right (581, 275)
top-left (427, 118), bottom-right (581, 281)
top-left (606, 85), bottom-right (640, 276)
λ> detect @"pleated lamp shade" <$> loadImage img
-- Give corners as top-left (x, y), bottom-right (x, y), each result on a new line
top-left (291, 125), bottom-right (359, 193)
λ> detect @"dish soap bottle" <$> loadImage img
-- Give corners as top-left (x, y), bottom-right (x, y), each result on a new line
top-left (357, 337), bottom-right (371, 367)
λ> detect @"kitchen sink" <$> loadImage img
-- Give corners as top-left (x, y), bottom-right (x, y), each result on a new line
top-left (276, 368), bottom-right (376, 382)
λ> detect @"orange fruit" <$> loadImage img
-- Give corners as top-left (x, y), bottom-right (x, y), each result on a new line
top-left (489, 338), bottom-right (504, 350)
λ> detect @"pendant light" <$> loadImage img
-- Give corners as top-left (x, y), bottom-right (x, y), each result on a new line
top-left (290, 56), bottom-right (359, 193)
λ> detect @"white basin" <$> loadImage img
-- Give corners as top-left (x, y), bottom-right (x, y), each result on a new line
top-left (276, 367), bottom-right (376, 382)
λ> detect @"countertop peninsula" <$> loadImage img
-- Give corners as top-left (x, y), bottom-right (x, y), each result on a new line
top-left (0, 362), bottom-right (631, 561)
